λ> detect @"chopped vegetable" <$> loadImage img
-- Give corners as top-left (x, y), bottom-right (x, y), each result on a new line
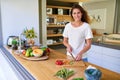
top-left (55, 60), bottom-right (64, 65)
top-left (55, 59), bottom-right (74, 66)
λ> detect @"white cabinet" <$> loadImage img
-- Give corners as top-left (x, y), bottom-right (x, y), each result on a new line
top-left (87, 45), bottom-right (120, 73)
top-left (87, 45), bottom-right (103, 67)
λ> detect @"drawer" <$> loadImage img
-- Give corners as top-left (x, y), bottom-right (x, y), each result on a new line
top-left (88, 57), bottom-right (102, 67)
top-left (87, 51), bottom-right (102, 59)
top-left (102, 47), bottom-right (120, 58)
top-left (102, 61), bottom-right (120, 74)
top-left (102, 55), bottom-right (120, 66)
top-left (91, 45), bottom-right (103, 53)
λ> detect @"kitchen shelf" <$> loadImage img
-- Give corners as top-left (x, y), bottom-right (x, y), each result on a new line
top-left (47, 34), bottom-right (62, 37)
top-left (47, 42), bottom-right (63, 46)
top-left (47, 25), bottom-right (65, 28)
top-left (46, 5), bottom-right (71, 46)
top-left (47, 14), bottom-right (71, 17)
top-left (47, 5), bottom-right (71, 9)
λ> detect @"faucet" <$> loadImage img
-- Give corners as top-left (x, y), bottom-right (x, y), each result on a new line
top-left (18, 34), bottom-right (22, 53)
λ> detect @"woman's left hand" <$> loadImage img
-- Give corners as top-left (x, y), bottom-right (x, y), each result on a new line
top-left (75, 53), bottom-right (82, 61)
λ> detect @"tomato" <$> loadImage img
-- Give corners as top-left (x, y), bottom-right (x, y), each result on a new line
top-left (55, 60), bottom-right (64, 65)
top-left (22, 50), bottom-right (26, 55)
top-left (46, 48), bottom-right (50, 53)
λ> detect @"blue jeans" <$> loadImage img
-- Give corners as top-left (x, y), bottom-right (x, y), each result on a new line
top-left (82, 58), bottom-right (88, 62)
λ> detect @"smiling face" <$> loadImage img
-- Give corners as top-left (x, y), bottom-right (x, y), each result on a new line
top-left (72, 8), bottom-right (82, 22)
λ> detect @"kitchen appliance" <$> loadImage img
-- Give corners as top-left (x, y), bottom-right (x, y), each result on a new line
top-left (7, 36), bottom-right (19, 47)
top-left (46, 16), bottom-right (56, 24)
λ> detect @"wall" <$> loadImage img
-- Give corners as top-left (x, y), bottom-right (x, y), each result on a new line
top-left (83, 0), bottom-right (116, 34)
top-left (0, 1), bottom-right (3, 46)
top-left (114, 0), bottom-right (120, 34)
top-left (39, 0), bottom-right (47, 46)
top-left (1, 0), bottom-right (39, 45)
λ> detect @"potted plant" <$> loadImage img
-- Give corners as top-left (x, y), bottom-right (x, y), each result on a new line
top-left (22, 27), bottom-right (37, 46)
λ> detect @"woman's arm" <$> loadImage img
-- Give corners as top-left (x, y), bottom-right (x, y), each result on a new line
top-left (63, 37), bottom-right (72, 53)
top-left (76, 38), bottom-right (92, 61)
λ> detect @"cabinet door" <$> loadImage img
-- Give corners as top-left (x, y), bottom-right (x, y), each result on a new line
top-left (102, 47), bottom-right (120, 58)
top-left (102, 47), bottom-right (120, 73)
top-left (102, 59), bottom-right (120, 73)
top-left (87, 45), bottom-right (120, 74)
top-left (87, 45), bottom-right (103, 66)
top-left (102, 55), bottom-right (120, 65)
top-left (88, 56), bottom-right (102, 67)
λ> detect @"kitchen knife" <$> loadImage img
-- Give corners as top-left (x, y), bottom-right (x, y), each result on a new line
top-left (69, 52), bottom-right (76, 61)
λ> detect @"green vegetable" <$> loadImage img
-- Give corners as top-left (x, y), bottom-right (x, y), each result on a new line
top-left (69, 61), bottom-right (74, 65)
top-left (54, 68), bottom-right (75, 80)
top-left (25, 50), bottom-right (30, 57)
top-left (25, 48), bottom-right (33, 57)
top-left (27, 48), bottom-right (32, 52)
top-left (72, 77), bottom-right (84, 80)
top-left (30, 52), bottom-right (34, 57)
top-left (41, 47), bottom-right (47, 51)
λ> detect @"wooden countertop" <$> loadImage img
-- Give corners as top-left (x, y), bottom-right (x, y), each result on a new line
top-left (6, 48), bottom-right (120, 80)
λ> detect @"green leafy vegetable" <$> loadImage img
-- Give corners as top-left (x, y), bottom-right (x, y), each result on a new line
top-left (72, 77), bottom-right (84, 80)
top-left (54, 68), bottom-right (75, 80)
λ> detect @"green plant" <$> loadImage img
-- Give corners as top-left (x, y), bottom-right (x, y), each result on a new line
top-left (23, 27), bottom-right (37, 39)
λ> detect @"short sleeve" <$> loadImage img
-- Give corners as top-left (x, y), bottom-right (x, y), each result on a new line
top-left (63, 24), bottom-right (69, 38)
top-left (85, 25), bottom-right (93, 39)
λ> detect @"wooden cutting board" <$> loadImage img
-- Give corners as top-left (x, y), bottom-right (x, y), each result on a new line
top-left (55, 59), bottom-right (85, 67)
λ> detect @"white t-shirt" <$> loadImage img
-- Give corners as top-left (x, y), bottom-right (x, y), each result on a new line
top-left (63, 22), bottom-right (93, 58)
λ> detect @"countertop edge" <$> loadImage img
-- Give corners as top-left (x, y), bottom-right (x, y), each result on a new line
top-left (92, 42), bottom-right (120, 50)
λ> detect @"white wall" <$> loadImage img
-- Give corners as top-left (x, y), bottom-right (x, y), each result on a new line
top-left (83, 0), bottom-right (116, 34)
top-left (1, 0), bottom-right (39, 45)
top-left (0, 1), bottom-right (3, 46)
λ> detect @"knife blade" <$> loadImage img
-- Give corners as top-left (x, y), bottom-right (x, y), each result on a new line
top-left (69, 52), bottom-right (76, 61)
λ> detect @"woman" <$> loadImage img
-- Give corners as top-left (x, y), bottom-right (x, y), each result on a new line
top-left (63, 4), bottom-right (93, 61)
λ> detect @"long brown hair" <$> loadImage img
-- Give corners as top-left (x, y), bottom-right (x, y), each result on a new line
top-left (70, 4), bottom-right (90, 23)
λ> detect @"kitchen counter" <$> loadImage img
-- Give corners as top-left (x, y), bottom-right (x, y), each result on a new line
top-left (92, 34), bottom-right (120, 50)
top-left (92, 42), bottom-right (120, 50)
top-left (6, 48), bottom-right (120, 80)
